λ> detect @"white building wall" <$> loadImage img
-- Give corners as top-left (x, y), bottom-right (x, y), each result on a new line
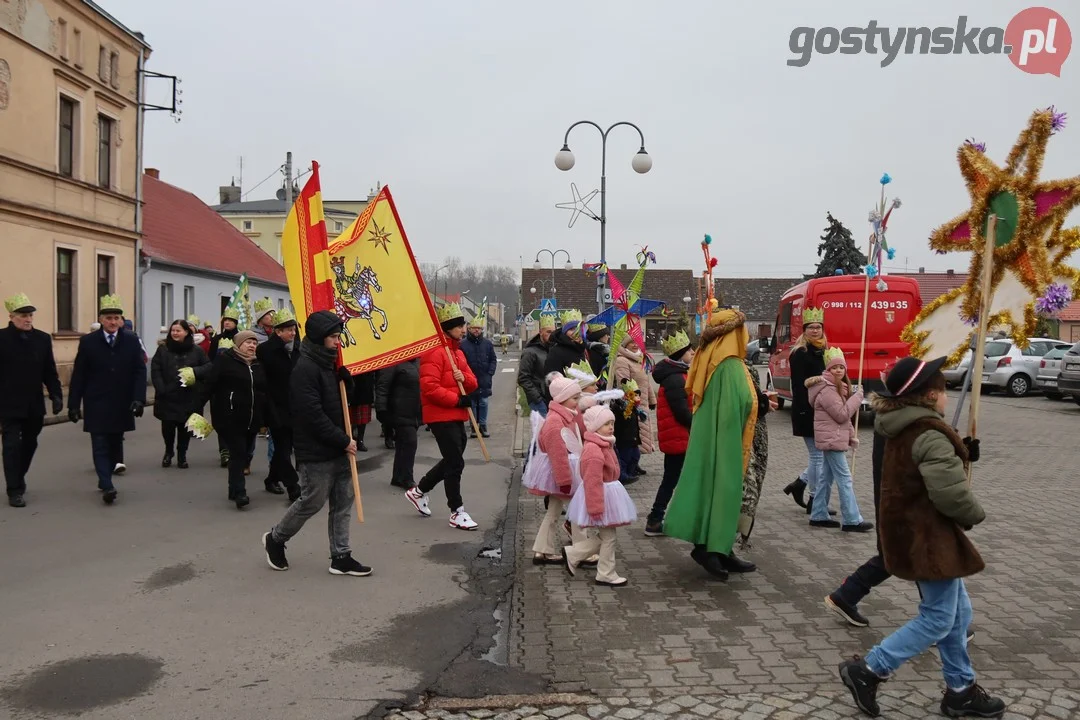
top-left (140, 265), bottom-right (290, 344)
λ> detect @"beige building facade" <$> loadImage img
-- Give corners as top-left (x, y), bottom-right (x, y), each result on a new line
top-left (0, 0), bottom-right (150, 381)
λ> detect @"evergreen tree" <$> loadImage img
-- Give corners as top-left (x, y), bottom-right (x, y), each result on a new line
top-left (814, 212), bottom-right (867, 278)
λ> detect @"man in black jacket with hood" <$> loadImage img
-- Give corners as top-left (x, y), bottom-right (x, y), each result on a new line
top-left (263, 310), bottom-right (371, 577)
top-left (0, 293), bottom-right (63, 507)
top-left (517, 315), bottom-right (555, 415)
top-left (542, 312), bottom-right (587, 378)
top-left (256, 308), bottom-right (302, 501)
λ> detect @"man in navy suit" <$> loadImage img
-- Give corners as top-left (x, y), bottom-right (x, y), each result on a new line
top-left (68, 295), bottom-right (147, 504)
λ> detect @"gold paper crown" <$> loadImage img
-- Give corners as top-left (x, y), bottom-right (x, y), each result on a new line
top-left (802, 307), bottom-right (825, 324)
top-left (824, 347), bottom-right (845, 364)
top-left (254, 297), bottom-right (274, 317)
top-left (559, 309), bottom-right (582, 325)
top-left (468, 311), bottom-right (486, 328)
top-left (217, 338), bottom-right (235, 351)
top-left (584, 314), bottom-right (607, 332)
top-left (539, 314), bottom-right (557, 330)
top-left (186, 314), bottom-right (200, 327)
top-left (221, 306), bottom-right (240, 321)
top-left (99, 294), bottom-right (124, 314)
top-left (661, 330), bottom-right (691, 357)
top-left (565, 359), bottom-right (594, 379)
top-left (4, 292), bottom-right (34, 314)
top-left (619, 377), bottom-right (639, 393)
top-left (436, 302), bottom-right (464, 323)
top-left (272, 308), bottom-right (296, 327)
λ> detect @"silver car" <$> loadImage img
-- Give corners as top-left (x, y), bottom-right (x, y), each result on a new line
top-left (981, 337), bottom-right (1072, 397)
top-left (1037, 347), bottom-right (1069, 400)
top-left (1057, 341), bottom-right (1080, 403)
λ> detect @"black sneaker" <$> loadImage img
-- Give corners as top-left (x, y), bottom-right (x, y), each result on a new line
top-left (839, 656), bottom-right (883, 717)
top-left (825, 593), bottom-right (869, 627)
top-left (234, 493), bottom-right (250, 509)
top-left (162, 453), bottom-right (173, 468)
top-left (262, 531), bottom-right (288, 571)
top-left (843, 521), bottom-right (875, 533)
top-left (102, 488), bottom-right (118, 505)
top-left (263, 479), bottom-right (285, 495)
top-left (810, 519), bottom-right (841, 528)
top-left (644, 520), bottom-right (665, 537)
top-left (219, 452), bottom-right (229, 468)
top-left (329, 555), bottom-right (372, 577)
top-left (940, 683), bottom-right (1006, 718)
top-left (634, 467), bottom-right (647, 476)
top-left (8, 494), bottom-right (26, 508)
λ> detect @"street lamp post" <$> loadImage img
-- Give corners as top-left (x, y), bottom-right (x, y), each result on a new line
top-left (555, 121), bottom-right (652, 312)
top-left (432, 264), bottom-right (449, 304)
top-left (533, 248), bottom-right (572, 299)
top-left (530, 278), bottom-right (556, 300)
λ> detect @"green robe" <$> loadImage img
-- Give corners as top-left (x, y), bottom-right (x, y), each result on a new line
top-left (663, 357), bottom-right (755, 555)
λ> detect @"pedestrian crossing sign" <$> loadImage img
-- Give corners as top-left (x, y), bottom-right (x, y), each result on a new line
top-left (539, 298), bottom-right (557, 315)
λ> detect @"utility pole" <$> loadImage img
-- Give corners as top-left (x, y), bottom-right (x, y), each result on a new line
top-left (281, 151), bottom-right (293, 263)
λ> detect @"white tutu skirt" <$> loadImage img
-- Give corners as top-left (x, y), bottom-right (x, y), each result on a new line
top-left (522, 445), bottom-right (562, 496)
top-left (566, 481), bottom-right (637, 528)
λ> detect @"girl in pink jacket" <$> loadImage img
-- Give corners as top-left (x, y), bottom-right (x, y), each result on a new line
top-left (526, 376), bottom-right (583, 564)
top-left (806, 348), bottom-right (873, 532)
top-left (563, 405), bottom-right (637, 587)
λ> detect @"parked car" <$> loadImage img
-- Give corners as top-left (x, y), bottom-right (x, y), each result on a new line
top-left (1037, 347), bottom-right (1069, 400)
top-left (1056, 341), bottom-right (1080, 404)
top-left (746, 339), bottom-right (768, 365)
top-left (980, 337), bottom-right (1071, 397)
top-left (943, 338), bottom-right (999, 388)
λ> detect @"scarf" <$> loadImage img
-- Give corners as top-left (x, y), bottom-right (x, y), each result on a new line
top-left (166, 335), bottom-right (193, 354)
top-left (808, 336), bottom-right (827, 350)
top-left (597, 433), bottom-right (616, 445)
top-left (300, 337), bottom-right (338, 369)
top-left (233, 343), bottom-right (255, 365)
top-left (618, 345), bottom-right (642, 362)
top-left (686, 309), bottom-right (752, 413)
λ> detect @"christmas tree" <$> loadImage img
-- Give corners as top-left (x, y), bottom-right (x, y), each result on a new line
top-left (814, 212), bottom-right (866, 278)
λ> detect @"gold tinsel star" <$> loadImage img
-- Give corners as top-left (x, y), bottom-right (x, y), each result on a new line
top-left (367, 220), bottom-right (393, 254)
top-left (903, 108), bottom-right (1080, 367)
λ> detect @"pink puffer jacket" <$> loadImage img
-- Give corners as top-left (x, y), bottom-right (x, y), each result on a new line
top-left (806, 374), bottom-right (863, 451)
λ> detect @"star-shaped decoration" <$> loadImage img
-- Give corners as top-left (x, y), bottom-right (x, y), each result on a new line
top-left (904, 108), bottom-right (1080, 365)
top-left (367, 220), bottom-right (393, 254)
top-left (555, 182), bottom-right (599, 228)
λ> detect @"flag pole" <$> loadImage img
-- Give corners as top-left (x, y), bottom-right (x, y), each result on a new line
top-left (965, 214), bottom-right (997, 485)
top-left (443, 344), bottom-right (491, 462)
top-left (338, 380), bottom-right (364, 522)
top-left (851, 183), bottom-right (887, 475)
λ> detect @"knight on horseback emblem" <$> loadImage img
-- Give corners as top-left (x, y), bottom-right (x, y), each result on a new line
top-left (331, 255), bottom-right (389, 345)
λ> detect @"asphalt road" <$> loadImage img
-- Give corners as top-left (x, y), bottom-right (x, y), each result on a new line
top-left (0, 354), bottom-right (528, 720)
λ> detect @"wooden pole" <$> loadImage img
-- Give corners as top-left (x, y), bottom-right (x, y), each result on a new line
top-left (444, 345), bottom-right (492, 462)
top-left (339, 379), bottom-right (364, 523)
top-left (849, 233), bottom-right (876, 475)
top-left (965, 215), bottom-right (998, 485)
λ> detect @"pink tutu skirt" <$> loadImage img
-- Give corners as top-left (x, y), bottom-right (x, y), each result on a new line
top-left (566, 481), bottom-right (637, 528)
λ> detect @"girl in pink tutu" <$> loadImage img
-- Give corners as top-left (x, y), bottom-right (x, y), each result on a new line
top-left (526, 376), bottom-right (583, 564)
top-left (563, 405), bottom-right (637, 587)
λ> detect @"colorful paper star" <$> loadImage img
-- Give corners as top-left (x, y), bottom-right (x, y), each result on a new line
top-left (367, 220), bottom-right (393, 254)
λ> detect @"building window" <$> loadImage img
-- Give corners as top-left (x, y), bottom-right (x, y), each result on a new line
top-left (109, 52), bottom-right (120, 89)
top-left (58, 96), bottom-right (77, 177)
top-left (56, 248), bottom-right (76, 332)
top-left (335, 221), bottom-right (344, 233)
top-left (183, 286), bottom-right (196, 318)
top-left (242, 220), bottom-right (253, 231)
top-left (97, 114), bottom-right (113, 188)
top-left (58, 18), bottom-right (69, 60)
top-left (220, 296), bottom-right (230, 316)
top-left (96, 255), bottom-right (113, 300)
top-left (160, 283), bottom-right (174, 326)
top-left (277, 298), bottom-right (285, 310)
top-left (98, 45), bottom-right (108, 83)
top-left (73, 28), bottom-right (83, 68)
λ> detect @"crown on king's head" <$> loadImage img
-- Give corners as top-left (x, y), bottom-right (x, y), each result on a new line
top-left (661, 330), bottom-right (691, 357)
top-left (559, 308), bottom-right (582, 325)
top-left (254, 297), bottom-right (274, 317)
top-left (221, 306), bottom-right (240, 321)
top-left (565, 359), bottom-right (596, 384)
top-left (824, 347), bottom-right (845, 363)
top-left (436, 302), bottom-right (463, 323)
top-left (272, 308), bottom-right (296, 327)
top-left (468, 311), bottom-right (486, 328)
top-left (187, 314), bottom-right (200, 327)
top-left (4, 292), bottom-right (35, 314)
top-left (539, 314), bottom-right (557, 330)
top-left (330, 256), bottom-right (345, 269)
top-left (802, 307), bottom-right (825, 324)
top-left (99, 294), bottom-right (124, 314)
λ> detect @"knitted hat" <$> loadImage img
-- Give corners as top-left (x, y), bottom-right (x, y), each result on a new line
top-left (233, 330), bottom-right (258, 347)
top-left (4, 292), bottom-right (35, 314)
top-left (584, 405), bottom-right (615, 433)
top-left (824, 346), bottom-right (847, 370)
top-left (305, 309), bottom-right (343, 343)
top-left (548, 375), bottom-right (581, 404)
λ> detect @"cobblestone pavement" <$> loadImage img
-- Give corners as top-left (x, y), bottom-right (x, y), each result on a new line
top-left (448, 391), bottom-right (1077, 719)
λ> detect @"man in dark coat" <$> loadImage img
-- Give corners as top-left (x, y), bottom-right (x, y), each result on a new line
top-left (262, 310), bottom-right (371, 577)
top-left (543, 313), bottom-right (588, 378)
top-left (517, 315), bottom-right (555, 416)
top-left (375, 358), bottom-right (422, 489)
top-left (461, 316), bottom-right (497, 438)
top-left (256, 309), bottom-right (302, 501)
top-left (0, 293), bottom-right (64, 507)
top-left (68, 295), bottom-right (147, 505)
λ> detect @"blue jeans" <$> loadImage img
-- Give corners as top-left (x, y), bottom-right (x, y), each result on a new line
top-left (90, 433), bottom-right (123, 491)
top-left (800, 437), bottom-right (824, 497)
top-left (471, 395), bottom-right (490, 428)
top-left (812, 450), bottom-right (863, 525)
top-left (529, 401), bottom-right (548, 417)
top-left (866, 578), bottom-right (976, 690)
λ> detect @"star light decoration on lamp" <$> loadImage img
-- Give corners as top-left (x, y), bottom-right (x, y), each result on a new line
top-left (902, 107), bottom-right (1080, 368)
top-left (555, 182), bottom-right (599, 228)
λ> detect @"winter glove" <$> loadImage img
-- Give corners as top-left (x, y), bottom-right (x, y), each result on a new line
top-left (68, 408), bottom-right (81, 424)
top-left (131, 401), bottom-right (144, 418)
top-left (178, 367), bottom-right (196, 387)
top-left (962, 436), bottom-right (980, 463)
top-left (337, 367), bottom-right (353, 384)
top-left (457, 392), bottom-right (475, 408)
top-left (50, 396), bottom-right (64, 415)
top-left (649, 404), bottom-right (657, 411)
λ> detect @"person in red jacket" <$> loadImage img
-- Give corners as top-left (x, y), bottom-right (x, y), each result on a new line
top-left (406, 303), bottom-right (480, 530)
top-left (644, 331), bottom-right (695, 537)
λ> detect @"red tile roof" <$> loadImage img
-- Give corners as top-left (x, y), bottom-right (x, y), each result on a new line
top-left (142, 174), bottom-right (287, 286)
top-left (893, 272), bottom-right (968, 306)
top-left (1057, 300), bottom-right (1080, 322)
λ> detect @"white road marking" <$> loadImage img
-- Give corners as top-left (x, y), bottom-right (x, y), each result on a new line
top-left (501, 368), bottom-right (515, 373)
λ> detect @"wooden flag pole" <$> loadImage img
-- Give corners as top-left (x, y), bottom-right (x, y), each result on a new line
top-left (338, 380), bottom-right (364, 523)
top-left (850, 232), bottom-right (876, 476)
top-left (444, 345), bottom-right (492, 462)
top-left (964, 214), bottom-right (998, 485)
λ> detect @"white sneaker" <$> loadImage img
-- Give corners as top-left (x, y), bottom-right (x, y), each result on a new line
top-left (405, 487), bottom-right (431, 517)
top-left (449, 508), bottom-right (478, 531)
top-left (113, 463), bottom-right (127, 475)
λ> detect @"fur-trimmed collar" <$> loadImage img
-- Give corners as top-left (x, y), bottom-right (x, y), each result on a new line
top-left (869, 392), bottom-right (937, 414)
top-left (698, 310), bottom-right (746, 346)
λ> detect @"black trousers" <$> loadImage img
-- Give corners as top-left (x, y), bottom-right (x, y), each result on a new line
top-left (418, 421), bottom-right (467, 510)
top-left (267, 425), bottom-right (299, 491)
top-left (392, 423), bottom-right (418, 487)
top-left (648, 452), bottom-right (685, 522)
top-left (2, 416), bottom-right (44, 497)
top-left (161, 421), bottom-right (191, 459)
top-left (222, 428), bottom-right (257, 495)
top-left (836, 554), bottom-right (891, 606)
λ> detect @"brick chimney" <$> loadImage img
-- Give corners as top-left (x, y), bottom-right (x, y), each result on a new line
top-left (947, 269), bottom-right (954, 275)
top-left (218, 182), bottom-right (241, 205)
top-left (145, 168), bottom-right (160, 179)
top-left (918, 267), bottom-right (925, 273)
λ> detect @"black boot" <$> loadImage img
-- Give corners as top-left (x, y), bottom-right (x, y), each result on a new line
top-left (177, 456), bottom-right (189, 469)
top-left (234, 492), bottom-right (250, 509)
top-left (690, 545), bottom-right (728, 580)
top-left (162, 452), bottom-right (173, 468)
top-left (940, 683), bottom-right (1005, 718)
top-left (264, 478), bottom-right (285, 495)
top-left (783, 477), bottom-right (807, 508)
top-left (839, 656), bottom-right (884, 717)
top-left (719, 553), bottom-right (757, 573)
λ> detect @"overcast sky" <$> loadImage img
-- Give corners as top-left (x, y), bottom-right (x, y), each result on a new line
top-left (106, 0), bottom-right (1079, 277)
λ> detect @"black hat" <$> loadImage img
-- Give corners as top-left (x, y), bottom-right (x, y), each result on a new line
top-left (305, 309), bottom-right (344, 343)
top-left (878, 356), bottom-right (948, 397)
